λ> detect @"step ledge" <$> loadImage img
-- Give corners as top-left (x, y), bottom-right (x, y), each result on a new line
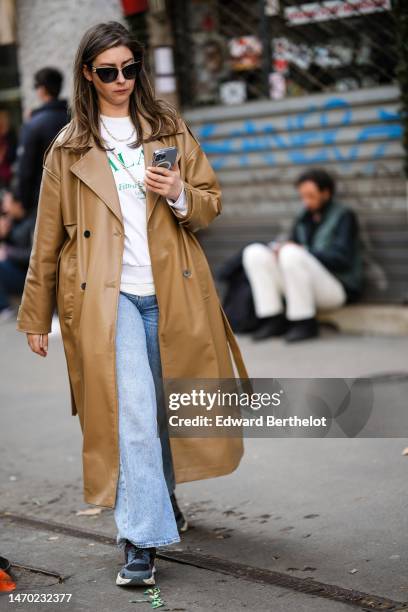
top-left (317, 305), bottom-right (408, 336)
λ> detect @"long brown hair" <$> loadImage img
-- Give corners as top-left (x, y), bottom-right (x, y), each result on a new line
top-left (57, 21), bottom-right (180, 152)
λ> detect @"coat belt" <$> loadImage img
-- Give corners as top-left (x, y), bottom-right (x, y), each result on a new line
top-left (220, 306), bottom-right (254, 395)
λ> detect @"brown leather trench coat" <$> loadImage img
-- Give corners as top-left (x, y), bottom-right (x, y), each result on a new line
top-left (16, 110), bottom-right (250, 508)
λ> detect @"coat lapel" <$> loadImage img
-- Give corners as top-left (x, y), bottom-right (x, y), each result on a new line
top-left (69, 110), bottom-right (184, 229)
top-left (70, 143), bottom-right (124, 228)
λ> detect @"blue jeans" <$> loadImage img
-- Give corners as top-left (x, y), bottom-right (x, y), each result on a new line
top-left (114, 291), bottom-right (180, 549)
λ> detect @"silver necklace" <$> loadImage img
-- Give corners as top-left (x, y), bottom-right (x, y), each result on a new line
top-left (105, 142), bottom-right (146, 190)
top-left (100, 115), bottom-right (136, 142)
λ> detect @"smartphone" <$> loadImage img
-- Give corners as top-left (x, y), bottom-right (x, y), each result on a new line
top-left (152, 146), bottom-right (178, 169)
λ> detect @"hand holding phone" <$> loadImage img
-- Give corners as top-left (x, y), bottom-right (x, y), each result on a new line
top-left (145, 146), bottom-right (183, 201)
top-left (151, 146), bottom-right (178, 169)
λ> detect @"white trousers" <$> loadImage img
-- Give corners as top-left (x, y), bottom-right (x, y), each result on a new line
top-left (242, 242), bottom-right (347, 321)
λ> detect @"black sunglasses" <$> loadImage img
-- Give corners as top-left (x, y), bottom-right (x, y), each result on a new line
top-left (87, 60), bottom-right (142, 84)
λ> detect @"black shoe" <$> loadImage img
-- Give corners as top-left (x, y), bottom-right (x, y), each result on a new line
top-left (116, 540), bottom-right (156, 586)
top-left (0, 556), bottom-right (11, 573)
top-left (284, 317), bottom-right (319, 343)
top-left (233, 318), bottom-right (262, 334)
top-left (251, 313), bottom-right (288, 341)
top-left (170, 492), bottom-right (188, 532)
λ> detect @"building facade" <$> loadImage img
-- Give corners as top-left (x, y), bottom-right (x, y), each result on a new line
top-left (1, 0), bottom-right (406, 302)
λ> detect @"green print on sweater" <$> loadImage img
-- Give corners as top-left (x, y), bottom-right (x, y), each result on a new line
top-left (108, 147), bottom-right (146, 198)
top-left (108, 147), bottom-right (144, 172)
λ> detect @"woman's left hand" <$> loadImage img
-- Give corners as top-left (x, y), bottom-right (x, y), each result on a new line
top-left (144, 163), bottom-right (183, 201)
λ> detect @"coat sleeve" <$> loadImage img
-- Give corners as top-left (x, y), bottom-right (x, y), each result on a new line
top-left (169, 121), bottom-right (222, 233)
top-left (16, 144), bottom-right (66, 334)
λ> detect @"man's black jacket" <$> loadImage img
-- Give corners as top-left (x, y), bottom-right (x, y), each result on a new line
top-left (289, 200), bottom-right (360, 298)
top-left (15, 98), bottom-right (70, 212)
top-left (5, 208), bottom-right (37, 269)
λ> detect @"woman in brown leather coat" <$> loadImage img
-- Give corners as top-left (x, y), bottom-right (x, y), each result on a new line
top-left (16, 21), bottom-right (249, 587)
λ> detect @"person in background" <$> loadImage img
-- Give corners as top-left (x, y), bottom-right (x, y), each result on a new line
top-left (14, 67), bottom-right (70, 213)
top-left (0, 70), bottom-right (69, 322)
top-left (0, 110), bottom-right (17, 190)
top-left (0, 188), bottom-right (35, 322)
top-left (242, 168), bottom-right (364, 342)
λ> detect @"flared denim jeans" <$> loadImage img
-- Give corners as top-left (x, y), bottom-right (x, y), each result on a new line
top-left (113, 291), bottom-right (180, 549)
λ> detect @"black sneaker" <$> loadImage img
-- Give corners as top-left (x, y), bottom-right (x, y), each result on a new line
top-left (116, 541), bottom-right (156, 587)
top-left (0, 556), bottom-right (11, 573)
top-left (285, 317), bottom-right (319, 343)
top-left (170, 493), bottom-right (188, 532)
top-left (251, 313), bottom-right (288, 340)
top-left (233, 317), bottom-right (263, 334)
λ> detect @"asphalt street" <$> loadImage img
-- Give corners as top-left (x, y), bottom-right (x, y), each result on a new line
top-left (1, 317), bottom-right (408, 611)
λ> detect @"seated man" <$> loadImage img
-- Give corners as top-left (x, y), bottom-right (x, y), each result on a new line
top-left (242, 168), bottom-right (363, 342)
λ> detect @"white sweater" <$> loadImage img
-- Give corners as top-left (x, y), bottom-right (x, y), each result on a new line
top-left (100, 114), bottom-right (187, 296)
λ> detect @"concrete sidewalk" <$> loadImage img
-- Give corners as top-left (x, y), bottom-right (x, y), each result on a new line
top-left (1, 517), bottom-right (358, 612)
top-left (2, 319), bottom-right (408, 611)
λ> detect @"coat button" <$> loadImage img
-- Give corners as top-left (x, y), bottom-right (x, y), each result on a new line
top-left (183, 269), bottom-right (192, 278)
top-left (84, 230), bottom-right (91, 237)
top-left (81, 282), bottom-right (86, 290)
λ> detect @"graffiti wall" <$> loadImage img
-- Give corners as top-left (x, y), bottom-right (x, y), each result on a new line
top-left (185, 85), bottom-right (407, 302)
top-left (184, 85), bottom-right (404, 216)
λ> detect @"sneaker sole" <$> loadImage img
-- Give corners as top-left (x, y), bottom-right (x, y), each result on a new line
top-left (116, 565), bottom-right (156, 587)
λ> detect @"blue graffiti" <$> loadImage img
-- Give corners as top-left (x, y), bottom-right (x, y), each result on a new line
top-left (196, 97), bottom-right (402, 170)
